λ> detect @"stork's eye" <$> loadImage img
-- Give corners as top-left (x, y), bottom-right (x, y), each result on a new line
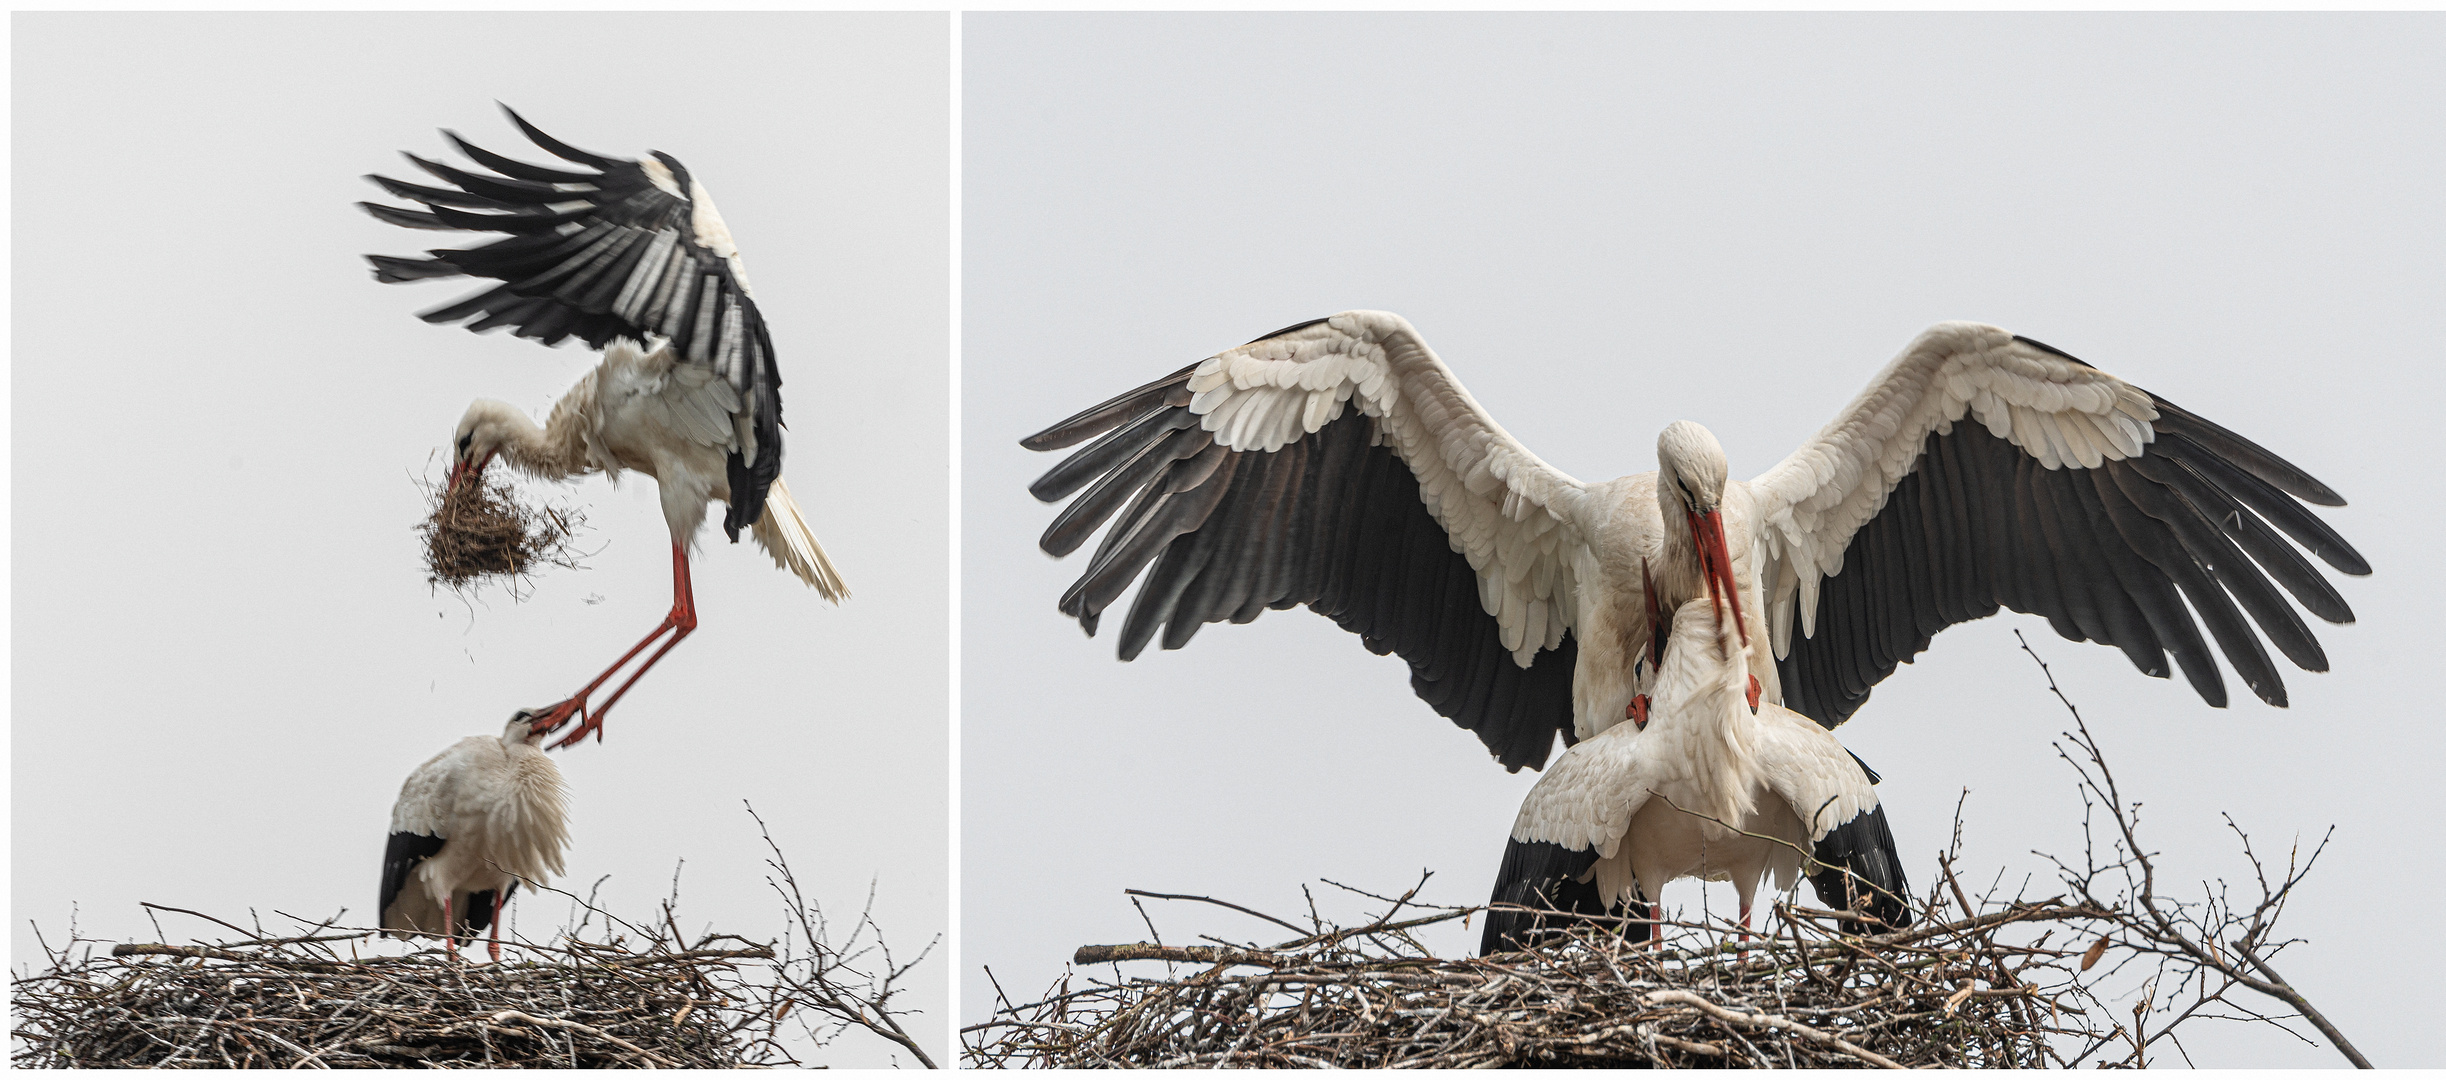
top-left (457, 433), bottom-right (473, 454)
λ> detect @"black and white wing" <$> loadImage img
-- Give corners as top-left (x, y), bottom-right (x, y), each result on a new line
top-left (1750, 323), bottom-right (2369, 727)
top-left (1025, 311), bottom-right (1592, 771)
top-left (362, 106), bottom-right (783, 536)
top-left (1481, 723), bottom-right (1654, 953)
top-left (377, 831), bottom-right (446, 933)
top-left (378, 742), bottom-right (460, 933)
top-left (1752, 707), bottom-right (1912, 928)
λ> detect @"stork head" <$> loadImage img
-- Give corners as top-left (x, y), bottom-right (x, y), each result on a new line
top-left (1655, 421), bottom-right (1748, 653)
top-left (506, 707), bottom-right (560, 746)
top-left (448, 400), bottom-right (520, 493)
top-left (1656, 421), bottom-right (1729, 514)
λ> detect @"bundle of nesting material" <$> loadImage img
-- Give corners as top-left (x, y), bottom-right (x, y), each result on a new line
top-left (416, 474), bottom-right (587, 595)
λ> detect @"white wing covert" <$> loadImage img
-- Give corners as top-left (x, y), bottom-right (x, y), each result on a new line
top-left (1505, 725), bottom-right (1653, 858)
top-left (1751, 708), bottom-right (1879, 847)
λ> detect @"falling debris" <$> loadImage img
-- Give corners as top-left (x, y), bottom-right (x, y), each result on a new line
top-left (416, 473), bottom-right (590, 596)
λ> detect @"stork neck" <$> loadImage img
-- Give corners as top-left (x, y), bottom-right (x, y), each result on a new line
top-left (1662, 507), bottom-right (1695, 566)
top-left (493, 402), bottom-right (589, 481)
top-left (1648, 633), bottom-right (1761, 824)
top-left (1652, 648), bottom-right (1749, 737)
top-left (1645, 500), bottom-right (1705, 610)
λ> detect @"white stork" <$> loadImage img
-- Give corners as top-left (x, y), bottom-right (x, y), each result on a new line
top-left (363, 107), bottom-right (847, 747)
top-left (381, 709), bottom-right (571, 962)
top-left (1024, 311), bottom-right (2369, 770)
top-left (1481, 597), bottom-right (1909, 954)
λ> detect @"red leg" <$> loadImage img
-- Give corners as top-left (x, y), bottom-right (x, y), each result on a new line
top-left (443, 895), bottom-right (459, 962)
top-left (488, 914), bottom-right (503, 963)
top-left (547, 543), bottom-right (699, 750)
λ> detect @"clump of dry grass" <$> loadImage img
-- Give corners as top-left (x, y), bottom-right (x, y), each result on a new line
top-left (415, 473), bottom-right (589, 596)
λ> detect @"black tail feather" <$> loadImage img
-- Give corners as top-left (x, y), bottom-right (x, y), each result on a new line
top-left (1481, 838), bottom-right (1645, 955)
top-left (1806, 801), bottom-right (1913, 931)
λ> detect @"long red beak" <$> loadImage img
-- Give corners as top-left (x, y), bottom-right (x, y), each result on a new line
top-left (1686, 508), bottom-right (1750, 655)
top-left (448, 451), bottom-right (496, 494)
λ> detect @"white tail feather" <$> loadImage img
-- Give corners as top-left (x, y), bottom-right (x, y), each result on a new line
top-left (751, 476), bottom-right (848, 603)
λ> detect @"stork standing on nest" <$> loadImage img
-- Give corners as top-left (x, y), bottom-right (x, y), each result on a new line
top-left (363, 106), bottom-right (847, 748)
top-left (381, 709), bottom-right (571, 962)
top-left (1025, 311), bottom-right (2368, 773)
top-left (1482, 597), bottom-right (1909, 954)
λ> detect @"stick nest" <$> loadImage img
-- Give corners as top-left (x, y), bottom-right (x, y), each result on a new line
top-left (968, 889), bottom-right (2121, 1069)
top-left (416, 473), bottom-right (589, 596)
top-left (16, 810), bottom-right (943, 1068)
top-left (12, 926), bottom-right (777, 1068)
top-left (970, 640), bottom-right (2366, 1068)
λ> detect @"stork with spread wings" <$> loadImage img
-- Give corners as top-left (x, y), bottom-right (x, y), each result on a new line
top-left (365, 107), bottom-right (846, 748)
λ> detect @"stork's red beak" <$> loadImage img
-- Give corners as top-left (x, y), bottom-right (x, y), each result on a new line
top-left (1685, 508), bottom-right (1750, 655)
top-left (448, 451), bottom-right (496, 494)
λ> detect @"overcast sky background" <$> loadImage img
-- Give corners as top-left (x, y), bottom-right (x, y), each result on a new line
top-left (965, 13), bottom-right (2444, 1067)
top-left (12, 13), bottom-right (949, 1066)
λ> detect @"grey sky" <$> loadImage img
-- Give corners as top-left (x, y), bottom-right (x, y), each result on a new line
top-left (963, 13), bottom-right (2445, 1067)
top-left (12, 13), bottom-right (948, 1067)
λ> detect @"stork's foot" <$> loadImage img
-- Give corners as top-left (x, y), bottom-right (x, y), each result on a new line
top-left (546, 707), bottom-right (607, 751)
top-left (524, 695), bottom-right (606, 751)
top-left (527, 695), bottom-right (587, 736)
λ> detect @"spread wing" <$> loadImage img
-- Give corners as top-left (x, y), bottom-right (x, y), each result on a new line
top-left (1024, 311), bottom-right (1592, 770)
top-left (361, 105), bottom-right (783, 535)
top-left (1749, 323), bottom-right (2368, 727)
